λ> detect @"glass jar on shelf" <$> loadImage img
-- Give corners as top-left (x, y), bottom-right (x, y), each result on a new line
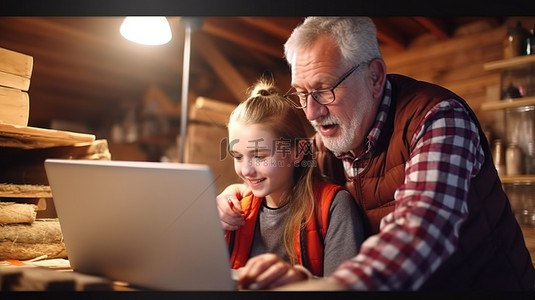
top-left (492, 139), bottom-right (506, 176)
top-left (500, 66), bottom-right (534, 99)
top-left (504, 21), bottom-right (529, 58)
top-left (504, 106), bottom-right (535, 174)
top-left (506, 143), bottom-right (523, 175)
top-left (525, 26), bottom-right (535, 55)
top-left (504, 182), bottom-right (535, 227)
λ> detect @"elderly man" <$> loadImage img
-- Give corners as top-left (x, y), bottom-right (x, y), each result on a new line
top-left (217, 17), bottom-right (535, 291)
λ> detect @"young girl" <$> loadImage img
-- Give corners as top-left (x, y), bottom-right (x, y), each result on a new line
top-left (225, 78), bottom-right (365, 290)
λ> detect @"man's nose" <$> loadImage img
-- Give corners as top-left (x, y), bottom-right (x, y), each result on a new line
top-left (304, 94), bottom-right (327, 121)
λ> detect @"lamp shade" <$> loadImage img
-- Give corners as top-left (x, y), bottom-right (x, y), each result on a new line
top-left (120, 16), bottom-right (172, 45)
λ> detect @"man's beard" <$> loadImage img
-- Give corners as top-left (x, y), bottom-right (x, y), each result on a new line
top-left (311, 114), bottom-right (358, 156)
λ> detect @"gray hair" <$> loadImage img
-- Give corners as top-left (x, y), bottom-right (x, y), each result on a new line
top-left (284, 17), bottom-right (382, 67)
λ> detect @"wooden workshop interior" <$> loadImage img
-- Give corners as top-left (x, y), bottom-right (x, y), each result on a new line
top-left (1, 16), bottom-right (535, 289)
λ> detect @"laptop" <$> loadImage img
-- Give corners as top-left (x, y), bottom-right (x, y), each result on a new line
top-left (44, 158), bottom-right (236, 291)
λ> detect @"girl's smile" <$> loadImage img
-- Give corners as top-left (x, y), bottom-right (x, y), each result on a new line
top-left (228, 123), bottom-right (297, 208)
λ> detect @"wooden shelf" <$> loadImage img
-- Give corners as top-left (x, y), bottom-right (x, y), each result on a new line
top-left (0, 123), bottom-right (95, 149)
top-left (0, 183), bottom-right (51, 198)
top-left (480, 96), bottom-right (535, 111)
top-left (500, 175), bottom-right (535, 184)
top-left (484, 55), bottom-right (535, 71)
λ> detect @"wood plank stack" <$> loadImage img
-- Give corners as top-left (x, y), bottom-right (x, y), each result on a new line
top-left (184, 96), bottom-right (240, 194)
top-left (0, 47), bottom-right (111, 261)
top-left (0, 47), bottom-right (32, 127)
top-left (383, 19), bottom-right (506, 125)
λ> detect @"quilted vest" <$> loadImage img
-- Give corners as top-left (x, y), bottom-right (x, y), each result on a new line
top-left (225, 181), bottom-right (342, 276)
top-left (315, 74), bottom-right (535, 290)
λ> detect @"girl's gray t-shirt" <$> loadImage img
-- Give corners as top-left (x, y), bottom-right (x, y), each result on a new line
top-left (248, 189), bottom-right (365, 276)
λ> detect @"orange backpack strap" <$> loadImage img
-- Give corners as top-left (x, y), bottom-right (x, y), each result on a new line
top-left (225, 192), bottom-right (263, 269)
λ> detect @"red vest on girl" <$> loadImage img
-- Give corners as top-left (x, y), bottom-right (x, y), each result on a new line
top-left (225, 181), bottom-right (342, 276)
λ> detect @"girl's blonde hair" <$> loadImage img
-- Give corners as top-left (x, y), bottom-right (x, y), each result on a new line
top-left (228, 77), bottom-right (318, 265)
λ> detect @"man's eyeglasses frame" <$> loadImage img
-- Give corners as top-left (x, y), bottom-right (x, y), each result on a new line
top-left (283, 62), bottom-right (365, 109)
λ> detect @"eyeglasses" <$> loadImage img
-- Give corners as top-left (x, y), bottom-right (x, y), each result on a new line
top-left (283, 63), bottom-right (364, 109)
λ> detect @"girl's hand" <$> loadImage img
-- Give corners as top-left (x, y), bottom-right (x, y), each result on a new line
top-left (216, 183), bottom-right (247, 230)
top-left (237, 253), bottom-right (309, 290)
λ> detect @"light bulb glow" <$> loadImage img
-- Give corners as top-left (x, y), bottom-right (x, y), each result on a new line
top-left (120, 16), bottom-right (172, 45)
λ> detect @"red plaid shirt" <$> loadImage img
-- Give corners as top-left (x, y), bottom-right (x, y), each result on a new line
top-left (330, 80), bottom-right (485, 290)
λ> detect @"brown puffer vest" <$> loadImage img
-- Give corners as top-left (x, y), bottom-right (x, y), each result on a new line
top-left (315, 74), bottom-right (535, 290)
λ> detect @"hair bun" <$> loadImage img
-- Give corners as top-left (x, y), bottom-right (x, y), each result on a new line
top-left (247, 77), bottom-right (279, 99)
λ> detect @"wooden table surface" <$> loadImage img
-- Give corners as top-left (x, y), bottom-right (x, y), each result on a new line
top-left (0, 259), bottom-right (137, 291)
top-left (2, 226), bottom-right (535, 291)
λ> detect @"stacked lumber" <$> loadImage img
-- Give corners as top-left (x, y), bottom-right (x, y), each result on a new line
top-left (184, 96), bottom-right (240, 193)
top-left (0, 137), bottom-right (111, 261)
top-left (0, 47), bottom-right (111, 262)
top-left (0, 47), bottom-right (32, 127)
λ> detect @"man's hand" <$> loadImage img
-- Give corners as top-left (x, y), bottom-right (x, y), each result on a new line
top-left (237, 253), bottom-right (309, 290)
top-left (216, 183), bottom-right (247, 231)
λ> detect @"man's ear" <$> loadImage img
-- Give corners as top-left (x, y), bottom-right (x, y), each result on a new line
top-left (368, 59), bottom-right (387, 100)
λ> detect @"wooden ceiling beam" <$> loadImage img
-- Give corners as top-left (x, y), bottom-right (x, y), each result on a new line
top-left (412, 17), bottom-right (450, 40)
top-left (193, 33), bottom-right (251, 102)
top-left (26, 17), bottom-right (181, 72)
top-left (239, 17), bottom-right (295, 40)
top-left (371, 18), bottom-right (407, 52)
top-left (201, 18), bottom-right (284, 59)
top-left (0, 19), bottom-right (181, 90)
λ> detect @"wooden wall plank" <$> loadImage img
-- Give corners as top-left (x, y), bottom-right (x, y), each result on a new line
top-left (383, 17), bottom-right (535, 143)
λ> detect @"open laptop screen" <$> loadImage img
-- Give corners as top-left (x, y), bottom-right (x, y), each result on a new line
top-left (44, 159), bottom-right (235, 291)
